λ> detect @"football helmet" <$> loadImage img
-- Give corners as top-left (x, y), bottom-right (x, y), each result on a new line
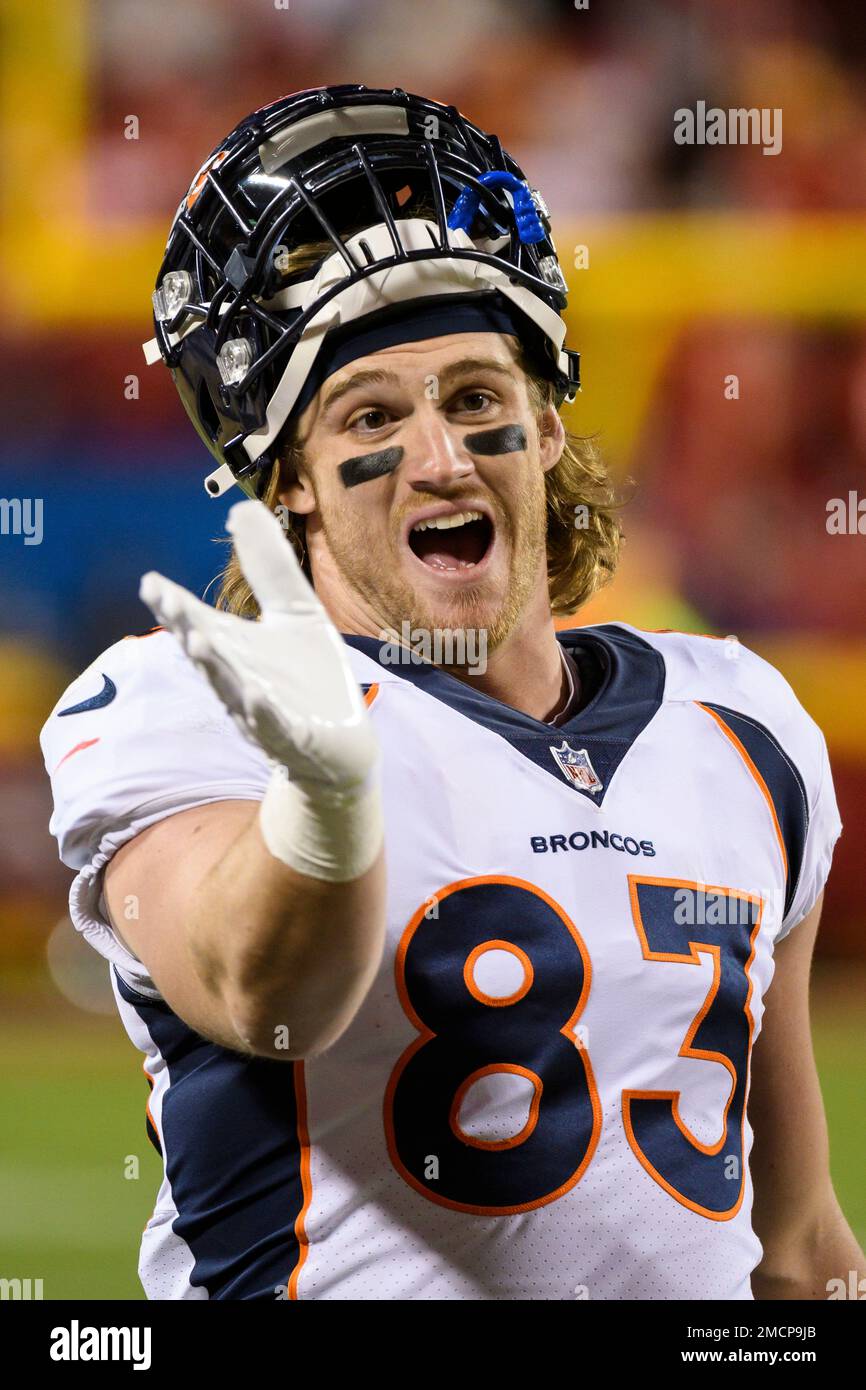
top-left (143, 84), bottom-right (580, 500)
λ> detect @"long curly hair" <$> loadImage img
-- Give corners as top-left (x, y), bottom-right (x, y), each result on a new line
top-left (213, 236), bottom-right (623, 620)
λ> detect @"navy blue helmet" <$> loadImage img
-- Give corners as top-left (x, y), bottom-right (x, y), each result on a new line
top-left (143, 84), bottom-right (580, 500)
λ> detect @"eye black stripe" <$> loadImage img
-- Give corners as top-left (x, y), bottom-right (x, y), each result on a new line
top-left (339, 447), bottom-right (404, 488)
top-left (464, 425), bottom-right (527, 455)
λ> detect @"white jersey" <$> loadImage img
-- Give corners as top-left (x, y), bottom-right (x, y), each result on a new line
top-left (41, 622), bottom-right (841, 1301)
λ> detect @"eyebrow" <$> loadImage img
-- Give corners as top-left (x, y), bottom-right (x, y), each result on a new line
top-left (320, 356), bottom-right (515, 417)
top-left (321, 369), bottom-right (397, 417)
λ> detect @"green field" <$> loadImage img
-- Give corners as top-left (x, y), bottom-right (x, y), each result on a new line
top-left (1, 965), bottom-right (863, 1300)
top-left (0, 999), bottom-right (162, 1300)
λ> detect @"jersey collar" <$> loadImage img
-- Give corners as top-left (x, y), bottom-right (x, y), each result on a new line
top-left (342, 623), bottom-right (665, 805)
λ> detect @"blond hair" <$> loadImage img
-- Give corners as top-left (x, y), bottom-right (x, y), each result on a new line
top-left (213, 238), bottom-right (623, 620)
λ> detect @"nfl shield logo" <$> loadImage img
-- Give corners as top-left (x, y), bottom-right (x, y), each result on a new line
top-left (549, 740), bottom-right (603, 793)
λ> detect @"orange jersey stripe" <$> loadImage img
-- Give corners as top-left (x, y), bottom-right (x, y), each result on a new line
top-left (287, 1061), bottom-right (312, 1299)
top-left (54, 737), bottom-right (100, 773)
top-left (696, 702), bottom-right (788, 881)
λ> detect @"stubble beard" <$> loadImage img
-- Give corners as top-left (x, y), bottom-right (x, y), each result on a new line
top-left (319, 469), bottom-right (548, 663)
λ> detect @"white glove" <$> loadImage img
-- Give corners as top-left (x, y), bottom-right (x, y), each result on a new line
top-left (139, 501), bottom-right (383, 881)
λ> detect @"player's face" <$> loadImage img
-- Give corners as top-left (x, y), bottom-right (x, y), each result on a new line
top-left (281, 332), bottom-right (565, 652)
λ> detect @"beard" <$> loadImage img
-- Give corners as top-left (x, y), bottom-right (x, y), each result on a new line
top-left (315, 465), bottom-right (549, 666)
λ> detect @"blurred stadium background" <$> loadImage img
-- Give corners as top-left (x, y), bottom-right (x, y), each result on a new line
top-left (0, 0), bottom-right (863, 1298)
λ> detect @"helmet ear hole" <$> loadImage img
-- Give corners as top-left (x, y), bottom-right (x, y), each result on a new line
top-left (197, 380), bottom-right (221, 442)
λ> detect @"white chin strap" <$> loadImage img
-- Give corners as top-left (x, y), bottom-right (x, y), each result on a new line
top-left (144, 217), bottom-right (571, 498)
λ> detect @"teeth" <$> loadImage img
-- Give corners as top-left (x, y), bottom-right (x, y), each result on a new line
top-left (412, 509), bottom-right (482, 533)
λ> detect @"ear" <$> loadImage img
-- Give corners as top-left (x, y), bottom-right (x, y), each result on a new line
top-left (276, 455), bottom-right (316, 516)
top-left (278, 479), bottom-right (316, 514)
top-left (537, 402), bottom-right (566, 474)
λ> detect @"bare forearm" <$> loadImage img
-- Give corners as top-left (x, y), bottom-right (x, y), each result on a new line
top-left (753, 1196), bottom-right (865, 1300)
top-left (106, 797), bottom-right (387, 1061)
top-left (187, 811), bottom-right (387, 1058)
top-left (208, 829), bottom-right (386, 1057)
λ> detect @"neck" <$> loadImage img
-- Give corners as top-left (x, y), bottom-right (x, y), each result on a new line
top-left (441, 590), bottom-right (571, 722)
top-left (313, 543), bottom-right (571, 721)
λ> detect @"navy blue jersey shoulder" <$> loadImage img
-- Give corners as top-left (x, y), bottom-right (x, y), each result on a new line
top-left (701, 702), bottom-right (809, 918)
top-left (342, 623), bottom-right (665, 805)
top-left (114, 971), bottom-right (304, 1300)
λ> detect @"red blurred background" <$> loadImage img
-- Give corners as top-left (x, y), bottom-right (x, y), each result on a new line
top-left (3, 0), bottom-right (863, 967)
top-left (0, 0), bottom-right (863, 1295)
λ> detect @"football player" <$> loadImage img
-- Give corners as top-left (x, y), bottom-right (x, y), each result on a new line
top-left (42, 85), bottom-right (863, 1300)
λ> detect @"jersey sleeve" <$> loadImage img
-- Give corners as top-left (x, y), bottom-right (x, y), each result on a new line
top-left (619, 626), bottom-right (844, 944)
top-left (721, 647), bottom-right (843, 942)
top-left (40, 629), bottom-right (271, 997)
top-left (775, 721), bottom-right (842, 941)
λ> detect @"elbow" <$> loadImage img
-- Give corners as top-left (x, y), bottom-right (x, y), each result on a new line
top-left (223, 964), bottom-right (379, 1062)
top-left (202, 887), bottom-right (387, 1061)
top-left (227, 1002), bottom-right (351, 1061)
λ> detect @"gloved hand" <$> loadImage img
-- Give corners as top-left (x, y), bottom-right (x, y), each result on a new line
top-left (139, 500), bottom-right (378, 791)
top-left (140, 500), bottom-right (383, 881)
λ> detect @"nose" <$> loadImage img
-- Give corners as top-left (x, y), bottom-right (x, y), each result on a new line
top-left (401, 409), bottom-right (476, 492)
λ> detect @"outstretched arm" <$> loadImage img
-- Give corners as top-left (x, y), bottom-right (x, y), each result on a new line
top-left (105, 501), bottom-right (387, 1060)
top-left (749, 894), bottom-right (865, 1298)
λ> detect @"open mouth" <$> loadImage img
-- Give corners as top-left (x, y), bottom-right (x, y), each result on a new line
top-left (407, 509), bottom-right (494, 572)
